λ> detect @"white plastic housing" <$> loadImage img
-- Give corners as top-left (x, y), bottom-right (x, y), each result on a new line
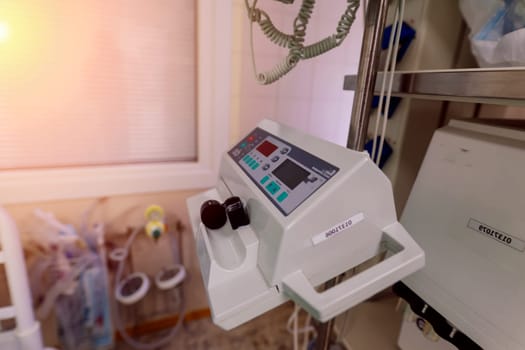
top-left (187, 119), bottom-right (424, 330)
top-left (401, 120), bottom-right (525, 350)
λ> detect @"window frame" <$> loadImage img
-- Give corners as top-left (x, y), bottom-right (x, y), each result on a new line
top-left (0, 0), bottom-right (232, 204)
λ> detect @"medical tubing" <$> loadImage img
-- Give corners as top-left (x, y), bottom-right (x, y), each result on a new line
top-left (257, 54), bottom-right (299, 84)
top-left (302, 36), bottom-right (338, 59)
top-left (36, 254), bottom-right (98, 320)
top-left (256, 0), bottom-right (313, 84)
top-left (286, 305), bottom-right (316, 335)
top-left (244, 0), bottom-right (258, 19)
top-left (29, 257), bottom-right (54, 306)
top-left (377, 0), bottom-right (405, 166)
top-left (79, 198), bottom-right (105, 237)
top-left (287, 304), bottom-right (316, 350)
top-left (259, 13), bottom-right (294, 48)
top-left (113, 293), bottom-right (185, 350)
top-left (246, 0), bottom-right (360, 84)
top-left (248, 0), bottom-right (264, 81)
top-left (302, 313), bottom-right (312, 350)
top-left (371, 2), bottom-right (399, 161)
top-left (302, 0), bottom-right (359, 60)
top-left (114, 227), bottom-right (185, 350)
top-left (335, 0), bottom-right (360, 44)
top-left (293, 304), bottom-right (299, 350)
top-left (293, 0), bottom-right (315, 46)
top-left (34, 208), bottom-right (75, 237)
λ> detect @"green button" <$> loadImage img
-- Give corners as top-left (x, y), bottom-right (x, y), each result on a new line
top-left (251, 162), bottom-right (259, 170)
top-left (266, 181), bottom-right (280, 195)
top-left (240, 142), bottom-right (247, 148)
top-left (260, 175), bottom-right (269, 184)
top-left (249, 159), bottom-right (256, 167)
top-left (243, 155), bottom-right (249, 162)
top-left (277, 192), bottom-right (288, 202)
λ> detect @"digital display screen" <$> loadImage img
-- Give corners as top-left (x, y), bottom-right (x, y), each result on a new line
top-left (256, 140), bottom-right (278, 157)
top-left (272, 159), bottom-right (309, 190)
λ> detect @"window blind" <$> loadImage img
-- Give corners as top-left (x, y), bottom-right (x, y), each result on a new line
top-left (0, 1), bottom-right (196, 170)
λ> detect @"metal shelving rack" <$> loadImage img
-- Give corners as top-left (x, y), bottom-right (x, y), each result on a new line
top-left (318, 0), bottom-right (525, 349)
top-left (344, 68), bottom-right (525, 106)
top-left (316, 0), bottom-right (391, 348)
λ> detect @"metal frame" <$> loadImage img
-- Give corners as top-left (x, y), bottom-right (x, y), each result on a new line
top-left (339, 5), bottom-right (525, 350)
top-left (316, 0), bottom-right (391, 349)
top-left (346, 0), bottom-right (391, 152)
top-left (344, 68), bottom-right (525, 106)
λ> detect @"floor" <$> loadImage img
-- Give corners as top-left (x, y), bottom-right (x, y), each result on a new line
top-left (335, 292), bottom-right (403, 350)
top-left (117, 302), bottom-right (297, 350)
top-left (115, 293), bottom-right (404, 350)
top-left (170, 304), bottom-right (297, 350)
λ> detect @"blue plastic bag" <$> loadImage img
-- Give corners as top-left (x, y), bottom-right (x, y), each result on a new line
top-left (461, 0), bottom-right (525, 66)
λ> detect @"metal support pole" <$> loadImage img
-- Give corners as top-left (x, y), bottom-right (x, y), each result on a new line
top-left (315, 1), bottom-right (390, 349)
top-left (314, 277), bottom-right (341, 350)
top-left (347, 0), bottom-right (390, 152)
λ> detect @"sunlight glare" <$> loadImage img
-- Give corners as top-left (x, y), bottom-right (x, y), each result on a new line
top-left (0, 21), bottom-right (9, 43)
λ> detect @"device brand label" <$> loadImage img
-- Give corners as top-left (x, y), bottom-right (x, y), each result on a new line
top-left (467, 218), bottom-right (525, 252)
top-left (312, 213), bottom-right (364, 245)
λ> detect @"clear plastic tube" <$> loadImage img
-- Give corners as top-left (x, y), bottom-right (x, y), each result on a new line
top-left (370, 3), bottom-right (399, 162)
top-left (376, 0), bottom-right (405, 166)
top-left (287, 303), bottom-right (316, 350)
top-left (36, 254), bottom-right (97, 320)
top-left (113, 227), bottom-right (185, 349)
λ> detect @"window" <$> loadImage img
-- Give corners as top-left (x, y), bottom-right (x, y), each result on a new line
top-left (0, 1), bottom-right (232, 203)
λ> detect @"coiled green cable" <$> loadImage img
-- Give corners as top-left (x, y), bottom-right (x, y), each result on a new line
top-left (246, 0), bottom-right (360, 85)
top-left (259, 11), bottom-right (294, 48)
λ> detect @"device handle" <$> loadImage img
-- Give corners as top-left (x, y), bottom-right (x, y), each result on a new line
top-left (282, 222), bottom-right (424, 321)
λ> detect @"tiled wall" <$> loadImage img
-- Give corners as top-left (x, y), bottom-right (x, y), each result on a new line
top-left (230, 0), bottom-right (364, 146)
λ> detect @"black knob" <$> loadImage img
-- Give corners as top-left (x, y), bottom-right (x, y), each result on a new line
top-left (223, 196), bottom-right (250, 230)
top-left (200, 200), bottom-right (227, 230)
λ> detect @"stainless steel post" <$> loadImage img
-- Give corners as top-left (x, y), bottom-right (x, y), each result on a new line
top-left (314, 277), bottom-right (340, 350)
top-left (347, 0), bottom-right (390, 152)
top-left (316, 1), bottom-right (390, 349)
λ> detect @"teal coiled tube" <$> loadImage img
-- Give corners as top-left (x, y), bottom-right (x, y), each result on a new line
top-left (246, 0), bottom-right (360, 84)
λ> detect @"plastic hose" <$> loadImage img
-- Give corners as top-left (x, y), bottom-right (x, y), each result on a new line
top-left (113, 227), bottom-right (185, 350)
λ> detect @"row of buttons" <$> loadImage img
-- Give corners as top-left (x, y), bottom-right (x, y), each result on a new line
top-left (259, 154), bottom-right (280, 170)
top-left (243, 155), bottom-right (260, 170)
top-left (260, 176), bottom-right (288, 203)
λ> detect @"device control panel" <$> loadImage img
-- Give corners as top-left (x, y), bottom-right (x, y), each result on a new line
top-left (228, 128), bottom-right (339, 216)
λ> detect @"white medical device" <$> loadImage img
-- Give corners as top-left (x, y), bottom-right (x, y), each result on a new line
top-left (187, 119), bottom-right (424, 330)
top-left (397, 120), bottom-right (525, 350)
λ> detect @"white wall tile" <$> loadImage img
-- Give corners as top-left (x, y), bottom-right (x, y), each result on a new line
top-left (311, 63), bottom-right (347, 101)
top-left (308, 94), bottom-right (354, 146)
top-left (238, 96), bottom-right (277, 136)
top-left (240, 53), bottom-right (280, 98)
top-left (275, 97), bottom-right (312, 134)
top-left (275, 60), bottom-right (314, 99)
